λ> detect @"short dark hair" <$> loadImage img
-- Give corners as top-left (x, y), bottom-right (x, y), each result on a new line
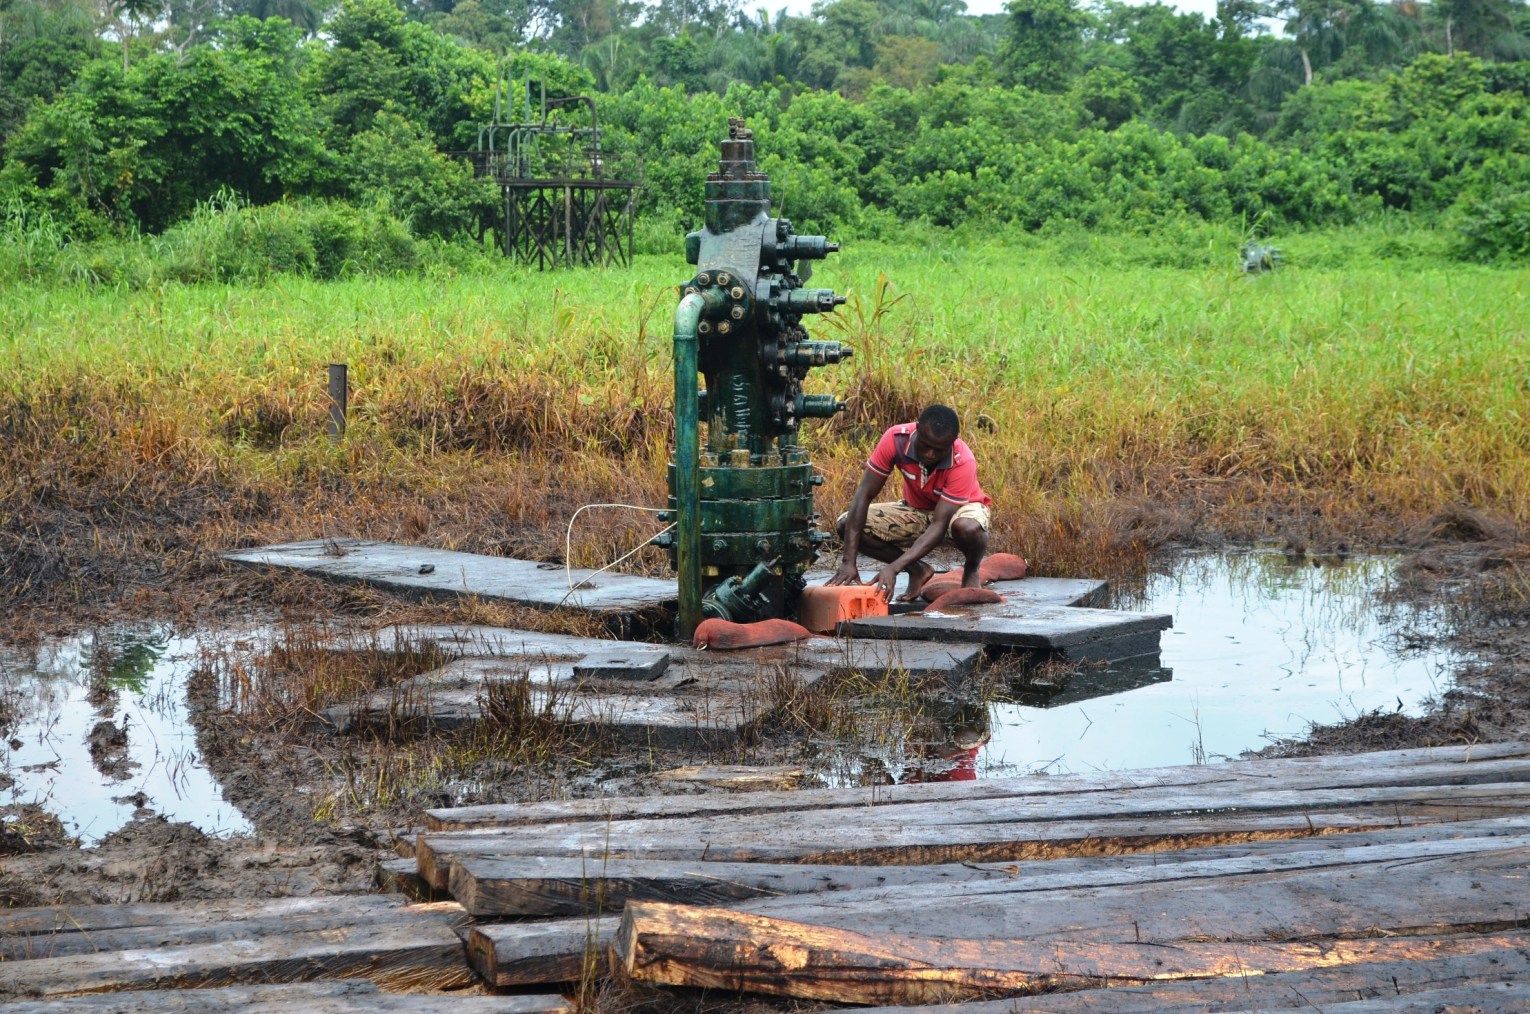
top-left (918, 404), bottom-right (959, 439)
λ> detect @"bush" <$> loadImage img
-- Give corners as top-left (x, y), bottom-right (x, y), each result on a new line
top-left (1450, 188), bottom-right (1530, 263)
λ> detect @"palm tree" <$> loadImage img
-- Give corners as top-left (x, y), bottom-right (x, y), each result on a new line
top-left (113, 0), bottom-right (162, 69)
top-left (1430, 0), bottom-right (1528, 58)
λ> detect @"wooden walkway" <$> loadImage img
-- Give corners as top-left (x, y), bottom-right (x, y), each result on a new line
top-left (9, 744), bottom-right (1528, 1009)
top-left (429, 741), bottom-right (1530, 1008)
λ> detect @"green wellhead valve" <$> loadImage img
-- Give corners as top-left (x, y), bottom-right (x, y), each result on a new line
top-left (656, 117), bottom-right (851, 636)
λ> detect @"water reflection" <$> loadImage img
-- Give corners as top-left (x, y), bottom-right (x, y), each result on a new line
top-left (822, 550), bottom-right (1460, 784)
top-left (0, 627), bottom-right (252, 846)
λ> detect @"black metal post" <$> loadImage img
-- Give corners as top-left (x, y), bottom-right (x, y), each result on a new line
top-left (327, 363), bottom-right (347, 440)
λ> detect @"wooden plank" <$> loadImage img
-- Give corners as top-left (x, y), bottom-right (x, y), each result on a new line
top-left (418, 804), bottom-right (1527, 889)
top-left (1242, 983), bottom-right (1530, 1012)
top-left (416, 781), bottom-right (1530, 881)
top-left (462, 838), bottom-right (1530, 984)
top-left (423, 741), bottom-right (1530, 831)
top-left (729, 841), bottom-right (1530, 946)
top-left (1, 905), bottom-right (470, 961)
top-left (0, 983), bottom-right (571, 1013)
top-left (223, 539), bottom-right (677, 613)
top-left (464, 918), bottom-right (616, 986)
top-left (613, 902), bottom-right (1530, 1005)
top-left (0, 896), bottom-right (403, 938)
top-left (443, 828), bottom-right (1530, 917)
top-left (448, 853), bottom-right (1037, 917)
top-left (0, 983), bottom-right (381, 1012)
top-left (653, 765), bottom-right (804, 792)
top-left (462, 837), bottom-right (1530, 984)
top-left (853, 958), bottom-right (1530, 1012)
top-left (0, 908), bottom-right (475, 999)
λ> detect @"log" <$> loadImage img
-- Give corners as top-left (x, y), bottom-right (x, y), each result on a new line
top-left (0, 906), bottom-right (475, 999)
top-left (423, 742), bottom-right (1530, 831)
top-left (613, 902), bottom-right (1530, 1005)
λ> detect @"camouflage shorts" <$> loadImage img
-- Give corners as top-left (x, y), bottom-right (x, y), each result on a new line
top-left (838, 500), bottom-right (991, 549)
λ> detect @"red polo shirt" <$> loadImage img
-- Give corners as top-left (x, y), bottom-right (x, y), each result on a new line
top-left (867, 422), bottom-right (991, 511)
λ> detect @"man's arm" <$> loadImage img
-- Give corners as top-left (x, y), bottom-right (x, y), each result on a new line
top-left (872, 497), bottom-right (960, 597)
top-left (827, 467), bottom-right (887, 586)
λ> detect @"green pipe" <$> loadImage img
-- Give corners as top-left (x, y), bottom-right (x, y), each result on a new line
top-left (673, 290), bottom-right (708, 637)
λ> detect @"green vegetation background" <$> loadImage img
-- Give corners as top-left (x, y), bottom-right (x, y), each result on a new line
top-left (2, 0), bottom-right (1528, 611)
top-left (3, 0), bottom-right (1530, 278)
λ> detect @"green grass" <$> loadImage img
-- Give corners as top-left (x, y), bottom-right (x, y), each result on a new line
top-left (1, 227), bottom-right (1525, 597)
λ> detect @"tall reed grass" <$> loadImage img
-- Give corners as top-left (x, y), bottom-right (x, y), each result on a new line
top-left (0, 230), bottom-right (1524, 608)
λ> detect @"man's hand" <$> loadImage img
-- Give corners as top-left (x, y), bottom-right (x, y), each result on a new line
top-left (871, 564), bottom-right (902, 600)
top-left (826, 561), bottom-right (864, 587)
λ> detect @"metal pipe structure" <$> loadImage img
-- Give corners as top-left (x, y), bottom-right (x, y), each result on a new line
top-left (671, 291), bottom-right (706, 634)
top-left (656, 119), bottom-right (853, 636)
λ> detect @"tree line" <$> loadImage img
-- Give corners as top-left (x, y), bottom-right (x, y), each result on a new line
top-left (2, 0), bottom-right (1527, 267)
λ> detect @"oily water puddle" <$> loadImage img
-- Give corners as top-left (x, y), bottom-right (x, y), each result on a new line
top-left (0, 550), bottom-right (1466, 843)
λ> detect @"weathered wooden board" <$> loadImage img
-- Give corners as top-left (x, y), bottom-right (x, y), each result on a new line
top-left (613, 902), bottom-right (1530, 1005)
top-left (843, 957), bottom-right (1530, 1014)
top-left (442, 825), bottom-right (1530, 917)
top-left (0, 895), bottom-right (403, 938)
top-left (464, 918), bottom-right (617, 986)
top-left (0, 982), bottom-right (572, 1013)
top-left (729, 840), bottom-right (1530, 945)
top-left (0, 905), bottom-right (474, 999)
top-left (448, 853), bottom-right (1039, 917)
top-left (652, 764), bottom-right (804, 792)
top-left (423, 741), bottom-right (1530, 832)
top-left (223, 539), bottom-right (677, 613)
top-left (416, 780), bottom-right (1530, 879)
top-left (0, 902), bottom-right (472, 961)
top-left (461, 835), bottom-right (1530, 985)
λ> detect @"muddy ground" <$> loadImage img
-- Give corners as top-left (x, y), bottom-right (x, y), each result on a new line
top-left (0, 506), bottom-right (1525, 1001)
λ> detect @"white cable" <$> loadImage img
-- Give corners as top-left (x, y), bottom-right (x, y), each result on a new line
top-left (561, 502), bottom-right (670, 606)
top-left (558, 523), bottom-right (677, 608)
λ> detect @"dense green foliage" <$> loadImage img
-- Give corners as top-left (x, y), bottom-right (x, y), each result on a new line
top-left (2, 0), bottom-right (1529, 276)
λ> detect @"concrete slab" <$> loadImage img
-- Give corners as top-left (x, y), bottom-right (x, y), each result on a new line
top-left (573, 647), bottom-right (672, 682)
top-left (223, 539), bottom-right (677, 614)
top-left (841, 602), bottom-right (1172, 662)
top-left (315, 626), bottom-right (986, 747)
top-left (800, 572), bottom-right (1107, 609)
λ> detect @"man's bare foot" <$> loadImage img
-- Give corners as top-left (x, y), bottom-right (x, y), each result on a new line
top-left (961, 561), bottom-right (984, 589)
top-left (899, 561), bottom-right (935, 602)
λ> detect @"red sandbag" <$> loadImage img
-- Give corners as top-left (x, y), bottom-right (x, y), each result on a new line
top-left (918, 572), bottom-right (964, 603)
top-left (925, 587), bottom-right (1005, 611)
top-left (980, 553), bottom-right (1028, 582)
top-left (693, 617), bottom-right (814, 651)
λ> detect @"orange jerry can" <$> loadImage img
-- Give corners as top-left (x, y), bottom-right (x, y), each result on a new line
top-left (796, 584), bottom-right (889, 634)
